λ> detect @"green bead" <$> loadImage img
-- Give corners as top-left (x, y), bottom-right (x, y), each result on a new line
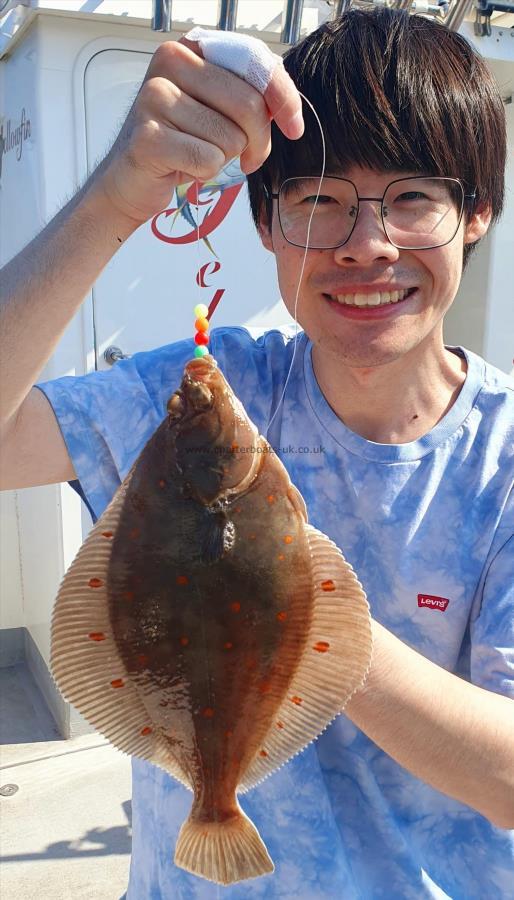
top-left (193, 303), bottom-right (209, 318)
top-left (194, 345), bottom-right (209, 358)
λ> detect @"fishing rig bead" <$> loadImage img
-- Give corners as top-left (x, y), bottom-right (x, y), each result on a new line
top-left (194, 317), bottom-right (209, 333)
top-left (193, 304), bottom-right (210, 356)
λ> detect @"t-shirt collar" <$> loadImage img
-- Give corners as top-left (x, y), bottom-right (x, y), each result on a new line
top-left (303, 340), bottom-right (485, 462)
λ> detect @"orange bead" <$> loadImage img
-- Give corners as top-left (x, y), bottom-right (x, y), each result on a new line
top-left (194, 317), bottom-right (209, 333)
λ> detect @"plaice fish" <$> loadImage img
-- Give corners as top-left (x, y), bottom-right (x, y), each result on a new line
top-left (51, 354), bottom-right (372, 886)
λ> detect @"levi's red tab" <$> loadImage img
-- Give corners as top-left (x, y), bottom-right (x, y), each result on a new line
top-left (418, 594), bottom-right (450, 612)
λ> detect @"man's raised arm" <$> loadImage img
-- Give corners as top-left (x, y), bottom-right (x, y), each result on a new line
top-left (0, 37), bottom-right (303, 490)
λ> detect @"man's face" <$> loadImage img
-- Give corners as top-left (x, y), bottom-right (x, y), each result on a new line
top-left (259, 166), bottom-right (491, 369)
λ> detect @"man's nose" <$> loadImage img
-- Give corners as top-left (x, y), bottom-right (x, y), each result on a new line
top-left (333, 200), bottom-right (400, 266)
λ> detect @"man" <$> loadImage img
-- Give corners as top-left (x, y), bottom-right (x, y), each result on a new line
top-left (1, 8), bottom-right (513, 898)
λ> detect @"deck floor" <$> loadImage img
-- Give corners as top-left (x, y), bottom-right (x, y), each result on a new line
top-left (0, 664), bottom-right (131, 900)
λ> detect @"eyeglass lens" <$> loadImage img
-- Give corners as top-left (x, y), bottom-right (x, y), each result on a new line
top-left (278, 177), bottom-right (464, 250)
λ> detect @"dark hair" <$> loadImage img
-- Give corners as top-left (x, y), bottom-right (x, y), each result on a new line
top-left (246, 8), bottom-right (506, 270)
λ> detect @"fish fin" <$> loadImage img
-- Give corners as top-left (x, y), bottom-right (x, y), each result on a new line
top-left (287, 483), bottom-right (308, 522)
top-left (239, 524), bottom-right (372, 793)
top-left (51, 476), bottom-right (191, 790)
top-left (174, 804), bottom-right (274, 885)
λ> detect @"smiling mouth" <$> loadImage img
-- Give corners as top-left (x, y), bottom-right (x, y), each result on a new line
top-left (325, 287), bottom-right (417, 307)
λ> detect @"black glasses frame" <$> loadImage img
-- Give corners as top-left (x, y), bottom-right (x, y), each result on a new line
top-left (263, 175), bottom-right (477, 251)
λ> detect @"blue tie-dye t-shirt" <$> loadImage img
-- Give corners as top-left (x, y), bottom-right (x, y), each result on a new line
top-left (38, 326), bottom-right (514, 900)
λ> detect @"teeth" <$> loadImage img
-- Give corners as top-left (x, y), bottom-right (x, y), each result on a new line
top-left (332, 289), bottom-right (410, 306)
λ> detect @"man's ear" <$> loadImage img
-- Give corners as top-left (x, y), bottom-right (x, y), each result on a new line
top-left (464, 202), bottom-right (492, 244)
top-left (257, 207), bottom-right (274, 252)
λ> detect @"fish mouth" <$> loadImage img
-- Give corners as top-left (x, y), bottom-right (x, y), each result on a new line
top-left (167, 356), bottom-right (220, 421)
top-left (185, 355), bottom-right (218, 381)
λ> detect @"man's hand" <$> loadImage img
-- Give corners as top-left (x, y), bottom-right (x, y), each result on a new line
top-left (95, 37), bottom-right (303, 227)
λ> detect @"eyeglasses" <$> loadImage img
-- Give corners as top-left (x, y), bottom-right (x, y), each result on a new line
top-left (264, 176), bottom-right (476, 251)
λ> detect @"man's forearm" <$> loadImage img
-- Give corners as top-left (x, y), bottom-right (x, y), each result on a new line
top-left (346, 620), bottom-right (514, 828)
top-left (0, 171), bottom-right (139, 428)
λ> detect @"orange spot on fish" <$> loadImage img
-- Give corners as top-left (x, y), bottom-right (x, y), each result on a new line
top-left (88, 578), bottom-right (103, 589)
top-left (230, 602), bottom-right (241, 613)
top-left (129, 527), bottom-right (140, 540)
top-left (284, 535), bottom-right (294, 544)
top-left (111, 679), bottom-right (125, 689)
top-left (313, 641), bottom-right (330, 653)
top-left (176, 575), bottom-right (189, 586)
top-left (277, 553), bottom-right (285, 561)
top-left (276, 611), bottom-right (287, 622)
top-left (231, 442), bottom-right (239, 452)
top-left (158, 479), bottom-right (166, 488)
top-left (259, 749), bottom-right (268, 758)
top-left (276, 721), bottom-right (284, 729)
top-left (88, 632), bottom-right (106, 642)
top-left (249, 534), bottom-right (256, 540)
top-left (123, 591), bottom-right (134, 602)
top-left (140, 726), bottom-right (152, 736)
top-left (259, 681), bottom-right (272, 694)
top-left (223, 642), bottom-right (233, 650)
top-left (267, 495), bottom-right (275, 504)
top-left (202, 707), bottom-right (215, 718)
top-left (225, 730), bottom-right (233, 738)
top-left (137, 654), bottom-right (149, 666)
top-left (291, 695), bottom-right (303, 706)
top-left (234, 507), bottom-right (242, 514)
top-left (321, 579), bottom-right (336, 592)
top-left (101, 531), bottom-right (113, 539)
top-left (180, 637), bottom-right (189, 647)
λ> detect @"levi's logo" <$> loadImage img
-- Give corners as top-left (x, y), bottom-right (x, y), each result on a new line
top-left (418, 594), bottom-right (450, 612)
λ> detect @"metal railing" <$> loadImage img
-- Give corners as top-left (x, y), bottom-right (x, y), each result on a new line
top-left (150, 0), bottom-right (513, 39)
top-left (218, 0), bottom-right (239, 31)
top-left (152, 0), bottom-right (172, 32)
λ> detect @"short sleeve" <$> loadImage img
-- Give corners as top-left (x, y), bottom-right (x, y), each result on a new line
top-left (470, 523), bottom-right (514, 699)
top-left (36, 335), bottom-right (197, 519)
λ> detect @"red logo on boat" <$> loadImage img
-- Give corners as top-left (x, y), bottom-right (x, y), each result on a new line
top-left (418, 594), bottom-right (450, 612)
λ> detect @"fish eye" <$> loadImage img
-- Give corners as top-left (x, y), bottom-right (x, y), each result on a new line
top-left (167, 391), bottom-right (185, 419)
top-left (187, 381), bottom-right (213, 411)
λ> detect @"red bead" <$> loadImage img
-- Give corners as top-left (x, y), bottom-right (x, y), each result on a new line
top-left (195, 331), bottom-right (209, 346)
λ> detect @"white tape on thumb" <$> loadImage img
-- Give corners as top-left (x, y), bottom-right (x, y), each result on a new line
top-left (184, 26), bottom-right (282, 95)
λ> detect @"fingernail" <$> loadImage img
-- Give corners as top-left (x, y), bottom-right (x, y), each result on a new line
top-left (285, 110), bottom-right (304, 140)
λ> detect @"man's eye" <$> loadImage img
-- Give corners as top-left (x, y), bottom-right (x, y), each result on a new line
top-left (302, 194), bottom-right (334, 205)
top-left (396, 191), bottom-right (427, 201)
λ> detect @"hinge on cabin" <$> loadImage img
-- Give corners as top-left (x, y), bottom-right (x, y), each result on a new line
top-left (104, 346), bottom-right (131, 366)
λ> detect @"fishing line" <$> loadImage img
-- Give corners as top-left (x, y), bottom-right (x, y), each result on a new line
top-left (195, 182), bottom-right (201, 309)
top-left (191, 90), bottom-right (327, 437)
top-left (266, 91), bottom-right (326, 437)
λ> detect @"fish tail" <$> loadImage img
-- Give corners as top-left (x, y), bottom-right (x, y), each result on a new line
top-left (174, 807), bottom-right (274, 885)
